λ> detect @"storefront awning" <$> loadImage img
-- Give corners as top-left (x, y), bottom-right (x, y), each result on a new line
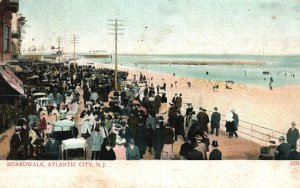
top-left (0, 64), bottom-right (24, 96)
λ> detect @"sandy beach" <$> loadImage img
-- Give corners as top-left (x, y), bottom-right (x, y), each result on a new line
top-left (97, 63), bottom-right (300, 146)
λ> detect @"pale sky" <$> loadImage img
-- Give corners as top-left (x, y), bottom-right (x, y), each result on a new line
top-left (19, 0), bottom-right (300, 55)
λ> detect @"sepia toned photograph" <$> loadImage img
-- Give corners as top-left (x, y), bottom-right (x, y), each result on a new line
top-left (0, 0), bottom-right (300, 187)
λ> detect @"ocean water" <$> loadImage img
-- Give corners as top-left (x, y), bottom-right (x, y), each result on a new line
top-left (88, 54), bottom-right (300, 87)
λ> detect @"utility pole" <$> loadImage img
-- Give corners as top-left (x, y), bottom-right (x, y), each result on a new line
top-left (108, 19), bottom-right (124, 91)
top-left (56, 36), bottom-right (62, 63)
top-left (40, 45), bottom-right (44, 55)
top-left (70, 34), bottom-right (79, 71)
top-left (40, 45), bottom-right (44, 61)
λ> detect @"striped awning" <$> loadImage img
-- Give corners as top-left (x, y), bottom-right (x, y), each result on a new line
top-left (0, 65), bottom-right (24, 96)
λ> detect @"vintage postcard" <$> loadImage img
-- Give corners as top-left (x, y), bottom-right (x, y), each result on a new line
top-left (0, 0), bottom-right (300, 187)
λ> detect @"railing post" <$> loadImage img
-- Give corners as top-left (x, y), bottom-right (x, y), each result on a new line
top-left (251, 124), bottom-right (253, 141)
top-left (271, 130), bottom-right (274, 142)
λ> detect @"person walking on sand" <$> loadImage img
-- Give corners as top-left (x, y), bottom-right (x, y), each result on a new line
top-left (232, 109), bottom-right (239, 138)
top-left (210, 107), bottom-right (221, 136)
top-left (287, 121), bottom-right (299, 149)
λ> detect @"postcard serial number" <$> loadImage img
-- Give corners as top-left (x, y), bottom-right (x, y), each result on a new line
top-left (290, 161), bottom-right (300, 166)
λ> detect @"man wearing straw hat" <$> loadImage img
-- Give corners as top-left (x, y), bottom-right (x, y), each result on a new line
top-left (287, 121), bottom-right (299, 149)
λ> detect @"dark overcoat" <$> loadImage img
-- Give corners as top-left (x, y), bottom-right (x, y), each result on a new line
top-left (175, 114), bottom-right (185, 135)
top-left (211, 112), bottom-right (221, 128)
top-left (225, 121), bottom-right (235, 132)
top-left (287, 128), bottom-right (299, 148)
top-left (152, 127), bottom-right (165, 151)
top-left (209, 149), bottom-right (222, 160)
top-left (135, 125), bottom-right (147, 152)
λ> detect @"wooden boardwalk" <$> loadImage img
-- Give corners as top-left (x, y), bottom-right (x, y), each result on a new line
top-left (0, 90), bottom-right (261, 160)
top-left (142, 129), bottom-right (261, 160)
top-left (0, 126), bottom-right (262, 160)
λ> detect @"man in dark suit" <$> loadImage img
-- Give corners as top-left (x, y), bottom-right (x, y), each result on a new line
top-left (210, 107), bottom-right (221, 136)
top-left (172, 93), bottom-right (178, 105)
top-left (187, 138), bottom-right (204, 160)
top-left (209, 140), bottom-right (222, 160)
top-left (175, 93), bottom-right (182, 112)
top-left (197, 107), bottom-right (209, 134)
top-left (45, 133), bottom-right (60, 160)
top-left (174, 111), bottom-right (186, 141)
top-left (276, 136), bottom-right (291, 160)
top-left (287, 121), bottom-right (299, 149)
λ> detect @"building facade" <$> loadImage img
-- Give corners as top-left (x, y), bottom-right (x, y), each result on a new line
top-left (0, 0), bottom-right (19, 61)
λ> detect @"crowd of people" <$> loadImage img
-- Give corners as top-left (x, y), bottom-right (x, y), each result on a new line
top-left (7, 62), bottom-right (125, 160)
top-left (5, 61), bottom-right (299, 161)
top-left (6, 61), bottom-right (225, 160)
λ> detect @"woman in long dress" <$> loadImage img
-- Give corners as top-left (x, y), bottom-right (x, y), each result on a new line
top-left (225, 111), bottom-right (235, 138)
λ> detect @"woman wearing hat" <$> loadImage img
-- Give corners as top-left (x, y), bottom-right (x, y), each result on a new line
top-left (225, 111), bottom-right (235, 138)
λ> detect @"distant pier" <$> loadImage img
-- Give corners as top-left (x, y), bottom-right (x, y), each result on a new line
top-left (138, 61), bottom-right (265, 65)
